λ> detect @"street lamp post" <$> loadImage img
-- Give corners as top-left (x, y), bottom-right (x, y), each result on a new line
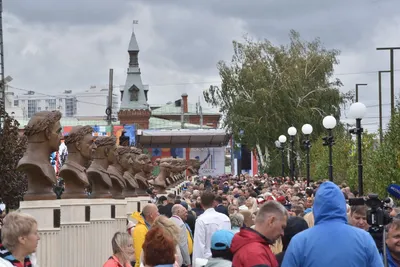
top-left (322, 115), bottom-right (337, 181)
top-left (302, 124), bottom-right (313, 187)
top-left (287, 126), bottom-right (297, 181)
top-left (277, 135), bottom-right (287, 177)
top-left (349, 102), bottom-right (367, 196)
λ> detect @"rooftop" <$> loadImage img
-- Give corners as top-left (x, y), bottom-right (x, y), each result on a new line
top-left (151, 102), bottom-right (220, 116)
top-left (16, 116), bottom-right (211, 130)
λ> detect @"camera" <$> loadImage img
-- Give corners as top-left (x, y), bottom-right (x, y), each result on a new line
top-left (348, 194), bottom-right (392, 227)
top-left (348, 194), bottom-right (392, 254)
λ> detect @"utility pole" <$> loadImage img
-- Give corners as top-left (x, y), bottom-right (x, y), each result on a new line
top-left (180, 95), bottom-right (184, 129)
top-left (106, 69), bottom-right (113, 125)
top-left (0, 0), bottom-right (5, 131)
top-left (355, 83), bottom-right (367, 102)
top-left (376, 47), bottom-right (400, 116)
top-left (378, 70), bottom-right (390, 144)
top-left (197, 96), bottom-right (203, 129)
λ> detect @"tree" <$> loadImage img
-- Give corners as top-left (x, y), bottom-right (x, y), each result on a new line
top-left (361, 107), bottom-right (400, 197)
top-left (204, 30), bottom-right (348, 171)
top-left (0, 111), bottom-right (27, 210)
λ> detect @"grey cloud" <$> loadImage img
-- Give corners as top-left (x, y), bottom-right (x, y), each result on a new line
top-left (4, 0), bottom-right (132, 25)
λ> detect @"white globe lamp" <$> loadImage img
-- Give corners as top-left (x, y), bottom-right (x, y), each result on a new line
top-left (323, 115), bottom-right (337, 130)
top-left (349, 102), bottom-right (367, 119)
top-left (301, 124), bottom-right (313, 135)
top-left (278, 135), bottom-right (287, 143)
top-left (288, 126), bottom-right (297, 136)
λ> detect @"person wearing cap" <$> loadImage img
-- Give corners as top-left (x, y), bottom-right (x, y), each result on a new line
top-left (203, 230), bottom-right (234, 267)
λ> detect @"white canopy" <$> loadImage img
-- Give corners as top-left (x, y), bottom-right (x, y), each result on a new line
top-left (136, 129), bottom-right (230, 148)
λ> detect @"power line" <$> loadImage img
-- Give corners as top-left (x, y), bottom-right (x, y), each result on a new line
top-left (100, 69), bottom-right (400, 88)
top-left (8, 85), bottom-right (107, 107)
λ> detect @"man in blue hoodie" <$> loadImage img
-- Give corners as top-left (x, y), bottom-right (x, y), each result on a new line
top-left (282, 181), bottom-right (384, 267)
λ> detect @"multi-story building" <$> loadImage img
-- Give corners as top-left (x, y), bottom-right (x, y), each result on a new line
top-left (74, 86), bottom-right (120, 120)
top-left (5, 86), bottom-right (121, 120)
top-left (9, 90), bottom-right (77, 119)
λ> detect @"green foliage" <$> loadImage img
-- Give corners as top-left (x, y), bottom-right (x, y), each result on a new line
top-left (0, 112), bottom-right (27, 210)
top-left (304, 125), bottom-right (354, 183)
top-left (204, 30), bottom-right (349, 168)
top-left (362, 108), bottom-right (400, 197)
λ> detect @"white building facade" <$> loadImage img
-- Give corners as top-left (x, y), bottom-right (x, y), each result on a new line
top-left (6, 86), bottom-right (122, 120)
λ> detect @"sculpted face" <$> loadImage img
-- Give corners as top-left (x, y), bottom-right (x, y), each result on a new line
top-left (118, 153), bottom-right (131, 171)
top-left (48, 121), bottom-right (62, 152)
top-left (107, 145), bottom-right (117, 165)
top-left (79, 134), bottom-right (96, 160)
top-left (144, 157), bottom-right (154, 173)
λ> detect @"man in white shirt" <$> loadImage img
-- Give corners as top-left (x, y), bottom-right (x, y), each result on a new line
top-left (192, 191), bottom-right (231, 266)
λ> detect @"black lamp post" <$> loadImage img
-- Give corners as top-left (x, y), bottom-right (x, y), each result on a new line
top-left (276, 135), bottom-right (287, 177)
top-left (301, 124), bottom-right (313, 186)
top-left (287, 126), bottom-right (297, 181)
top-left (349, 102), bottom-right (367, 196)
top-left (322, 115), bottom-right (337, 181)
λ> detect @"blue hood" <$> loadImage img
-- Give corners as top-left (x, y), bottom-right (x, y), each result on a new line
top-left (313, 182), bottom-right (347, 225)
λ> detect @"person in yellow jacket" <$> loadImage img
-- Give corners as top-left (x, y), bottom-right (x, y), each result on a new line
top-left (131, 204), bottom-right (159, 267)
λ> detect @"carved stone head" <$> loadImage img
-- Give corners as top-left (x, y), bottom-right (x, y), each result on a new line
top-left (138, 154), bottom-right (153, 174)
top-left (115, 146), bottom-right (132, 171)
top-left (24, 110), bottom-right (62, 152)
top-left (64, 126), bottom-right (95, 160)
top-left (93, 136), bottom-right (116, 164)
top-left (130, 147), bottom-right (142, 171)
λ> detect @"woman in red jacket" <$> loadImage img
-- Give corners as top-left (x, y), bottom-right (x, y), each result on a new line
top-left (103, 232), bottom-right (135, 267)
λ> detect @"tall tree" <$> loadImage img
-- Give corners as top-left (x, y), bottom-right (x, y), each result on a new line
top-left (362, 107), bottom-right (400, 197)
top-left (204, 30), bottom-right (348, 171)
top-left (0, 112), bottom-right (27, 210)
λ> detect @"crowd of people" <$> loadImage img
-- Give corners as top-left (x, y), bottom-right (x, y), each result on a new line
top-left (1, 173), bottom-right (400, 267)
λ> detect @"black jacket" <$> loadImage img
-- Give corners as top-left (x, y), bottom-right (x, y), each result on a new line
top-left (215, 204), bottom-right (229, 217)
top-left (158, 203), bottom-right (174, 218)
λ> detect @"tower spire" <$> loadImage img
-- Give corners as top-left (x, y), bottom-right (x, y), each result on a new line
top-left (118, 21), bottom-right (151, 129)
top-left (128, 20), bottom-right (139, 52)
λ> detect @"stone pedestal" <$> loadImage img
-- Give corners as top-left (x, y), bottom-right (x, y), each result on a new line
top-left (126, 197), bottom-right (139, 217)
top-left (89, 199), bottom-right (115, 267)
top-left (114, 199), bottom-right (127, 232)
top-left (136, 196), bottom-right (150, 212)
top-left (19, 200), bottom-right (61, 267)
top-left (60, 199), bottom-right (91, 267)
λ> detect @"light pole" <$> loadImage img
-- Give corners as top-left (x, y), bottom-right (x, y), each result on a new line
top-left (287, 126), bottom-right (297, 181)
top-left (378, 70), bottom-right (390, 144)
top-left (322, 115), bottom-right (337, 181)
top-left (278, 135), bottom-right (287, 177)
top-left (302, 124), bottom-right (313, 187)
top-left (355, 83), bottom-right (367, 102)
top-left (349, 102), bottom-right (367, 196)
top-left (376, 47), bottom-right (400, 116)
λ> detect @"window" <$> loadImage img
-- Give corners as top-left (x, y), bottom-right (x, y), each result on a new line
top-left (65, 97), bottom-right (76, 117)
top-left (47, 99), bottom-right (56, 110)
top-left (27, 100), bottom-right (38, 118)
top-left (14, 100), bottom-right (18, 107)
top-left (37, 107), bottom-right (41, 111)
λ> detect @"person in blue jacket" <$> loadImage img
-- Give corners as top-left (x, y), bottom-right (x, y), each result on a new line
top-left (282, 181), bottom-right (384, 267)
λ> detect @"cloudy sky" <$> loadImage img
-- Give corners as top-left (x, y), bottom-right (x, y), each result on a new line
top-left (3, 0), bottom-right (400, 133)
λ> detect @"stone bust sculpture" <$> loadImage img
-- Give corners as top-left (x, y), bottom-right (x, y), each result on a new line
top-left (151, 158), bottom-right (172, 193)
top-left (134, 154), bottom-right (153, 195)
top-left (108, 146), bottom-right (131, 199)
top-left (122, 147), bottom-right (142, 197)
top-left (17, 111), bottom-right (62, 201)
top-left (87, 136), bottom-right (116, 199)
top-left (59, 126), bottom-right (95, 199)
